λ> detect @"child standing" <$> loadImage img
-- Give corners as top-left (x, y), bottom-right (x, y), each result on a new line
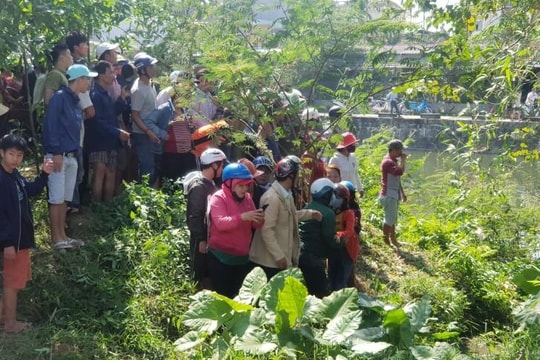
top-left (0, 134), bottom-right (53, 333)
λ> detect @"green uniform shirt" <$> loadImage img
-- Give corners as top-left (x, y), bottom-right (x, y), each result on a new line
top-left (299, 200), bottom-right (342, 258)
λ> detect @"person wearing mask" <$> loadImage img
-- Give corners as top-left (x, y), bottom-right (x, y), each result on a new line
top-left (298, 178), bottom-right (344, 298)
top-left (184, 148), bottom-right (227, 290)
top-left (207, 163), bottom-right (264, 298)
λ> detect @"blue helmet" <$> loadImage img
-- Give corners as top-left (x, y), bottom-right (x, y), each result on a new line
top-left (340, 180), bottom-right (356, 192)
top-left (222, 163), bottom-right (253, 182)
top-left (253, 156), bottom-right (273, 170)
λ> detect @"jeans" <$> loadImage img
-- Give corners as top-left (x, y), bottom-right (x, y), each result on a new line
top-left (328, 248), bottom-right (354, 292)
top-left (132, 132), bottom-right (155, 184)
top-left (142, 102), bottom-right (173, 155)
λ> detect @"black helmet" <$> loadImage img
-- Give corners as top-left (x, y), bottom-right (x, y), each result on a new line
top-left (275, 158), bottom-right (300, 180)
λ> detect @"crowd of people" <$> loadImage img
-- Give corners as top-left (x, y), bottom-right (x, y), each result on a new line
top-left (183, 134), bottom-right (407, 299)
top-left (0, 29), bottom-right (409, 331)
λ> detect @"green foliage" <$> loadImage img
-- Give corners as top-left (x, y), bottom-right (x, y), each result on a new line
top-left (177, 268), bottom-right (464, 359)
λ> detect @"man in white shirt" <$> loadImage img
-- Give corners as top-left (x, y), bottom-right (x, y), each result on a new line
top-left (328, 132), bottom-right (364, 197)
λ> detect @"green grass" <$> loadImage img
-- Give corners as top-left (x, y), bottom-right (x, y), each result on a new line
top-left (1, 144), bottom-right (540, 358)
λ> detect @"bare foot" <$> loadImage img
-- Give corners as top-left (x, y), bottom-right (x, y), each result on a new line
top-left (4, 321), bottom-right (31, 334)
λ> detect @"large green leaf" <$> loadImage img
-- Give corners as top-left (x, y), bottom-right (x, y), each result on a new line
top-left (182, 291), bottom-right (251, 334)
top-left (349, 326), bottom-right (386, 341)
top-left (350, 339), bottom-right (392, 355)
top-left (275, 277), bottom-right (308, 333)
top-left (260, 268), bottom-right (304, 315)
top-left (233, 328), bottom-right (278, 354)
top-left (235, 266), bottom-right (268, 305)
top-left (404, 296), bottom-right (432, 334)
top-left (513, 291), bottom-right (540, 325)
top-left (357, 292), bottom-right (389, 312)
top-left (173, 330), bottom-right (205, 352)
top-left (410, 343), bottom-right (471, 360)
top-left (301, 288), bottom-right (359, 324)
top-left (513, 265), bottom-right (540, 296)
top-left (322, 310), bottom-right (363, 345)
top-left (228, 307), bottom-right (267, 337)
top-left (383, 308), bottom-right (408, 328)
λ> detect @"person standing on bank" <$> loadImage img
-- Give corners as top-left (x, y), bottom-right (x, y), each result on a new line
top-left (184, 148), bottom-right (227, 291)
top-left (207, 163), bottom-right (264, 298)
top-left (42, 64), bottom-right (97, 249)
top-left (250, 158), bottom-right (322, 280)
top-left (328, 132), bottom-right (364, 197)
top-left (0, 134), bottom-right (53, 333)
top-left (379, 139), bottom-right (407, 249)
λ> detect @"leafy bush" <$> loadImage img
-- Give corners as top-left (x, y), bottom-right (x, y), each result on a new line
top-left (176, 267), bottom-right (464, 359)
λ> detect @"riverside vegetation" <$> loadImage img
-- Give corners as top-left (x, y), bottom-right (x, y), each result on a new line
top-left (1, 133), bottom-right (539, 359)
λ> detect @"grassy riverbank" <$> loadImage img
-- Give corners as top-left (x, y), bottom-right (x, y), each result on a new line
top-left (1, 137), bottom-right (539, 359)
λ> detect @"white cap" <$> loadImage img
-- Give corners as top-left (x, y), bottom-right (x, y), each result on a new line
top-left (96, 42), bottom-right (120, 59)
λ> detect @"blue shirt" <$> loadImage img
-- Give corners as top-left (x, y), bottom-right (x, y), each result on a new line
top-left (85, 83), bottom-right (126, 152)
top-left (43, 85), bottom-right (82, 154)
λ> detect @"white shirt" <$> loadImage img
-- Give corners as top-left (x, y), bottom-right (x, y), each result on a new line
top-left (329, 151), bottom-right (364, 192)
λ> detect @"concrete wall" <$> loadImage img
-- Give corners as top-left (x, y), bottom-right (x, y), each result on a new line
top-left (352, 114), bottom-right (540, 152)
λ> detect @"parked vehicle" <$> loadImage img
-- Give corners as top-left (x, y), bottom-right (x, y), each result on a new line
top-left (402, 98), bottom-right (433, 113)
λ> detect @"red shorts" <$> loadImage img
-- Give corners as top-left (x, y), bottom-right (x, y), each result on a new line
top-left (2, 249), bottom-right (32, 290)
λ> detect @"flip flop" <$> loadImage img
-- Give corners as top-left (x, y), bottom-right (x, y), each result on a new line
top-left (4, 321), bottom-right (32, 334)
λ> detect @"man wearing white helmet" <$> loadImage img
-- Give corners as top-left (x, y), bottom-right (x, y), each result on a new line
top-left (298, 178), bottom-right (345, 298)
top-left (184, 148), bottom-right (227, 290)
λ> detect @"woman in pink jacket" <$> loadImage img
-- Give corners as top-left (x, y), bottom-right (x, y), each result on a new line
top-left (207, 163), bottom-right (264, 298)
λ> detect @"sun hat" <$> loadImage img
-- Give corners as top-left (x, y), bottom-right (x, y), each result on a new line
top-left (336, 132), bottom-right (360, 149)
top-left (66, 64), bottom-right (98, 81)
top-left (96, 42), bottom-right (120, 59)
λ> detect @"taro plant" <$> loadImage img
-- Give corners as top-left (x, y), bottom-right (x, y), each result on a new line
top-left (175, 267), bottom-right (464, 359)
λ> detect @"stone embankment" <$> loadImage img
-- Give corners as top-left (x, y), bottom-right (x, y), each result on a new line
top-left (352, 113), bottom-right (540, 151)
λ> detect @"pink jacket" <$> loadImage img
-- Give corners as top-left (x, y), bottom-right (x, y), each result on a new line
top-left (208, 186), bottom-right (263, 256)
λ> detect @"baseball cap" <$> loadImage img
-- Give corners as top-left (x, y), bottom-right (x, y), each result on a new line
top-left (96, 42), bottom-right (120, 59)
top-left (66, 64), bottom-right (98, 81)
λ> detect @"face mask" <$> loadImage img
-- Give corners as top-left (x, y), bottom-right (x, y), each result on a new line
top-left (329, 193), bottom-right (343, 210)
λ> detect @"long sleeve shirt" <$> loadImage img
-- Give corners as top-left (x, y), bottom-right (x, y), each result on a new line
top-left (207, 186), bottom-right (263, 258)
top-left (43, 85), bottom-right (82, 154)
top-left (85, 83), bottom-right (127, 153)
top-left (329, 151), bottom-right (364, 192)
top-left (299, 200), bottom-right (342, 258)
top-left (0, 167), bottom-right (48, 250)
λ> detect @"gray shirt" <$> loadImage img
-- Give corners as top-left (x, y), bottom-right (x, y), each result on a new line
top-left (131, 78), bottom-right (157, 133)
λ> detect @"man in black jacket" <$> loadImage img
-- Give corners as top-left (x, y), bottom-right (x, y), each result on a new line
top-left (184, 148), bottom-right (227, 290)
